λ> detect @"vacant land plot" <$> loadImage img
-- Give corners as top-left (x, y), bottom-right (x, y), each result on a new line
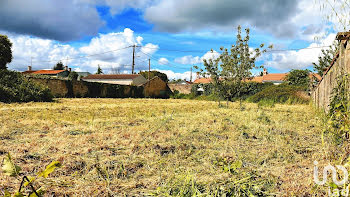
top-left (0, 99), bottom-right (325, 196)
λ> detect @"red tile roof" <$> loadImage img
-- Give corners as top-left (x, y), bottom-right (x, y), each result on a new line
top-left (32, 70), bottom-right (66, 74)
top-left (247, 76), bottom-right (263, 83)
top-left (193, 78), bottom-right (212, 84)
top-left (83, 74), bottom-right (141, 80)
top-left (310, 73), bottom-right (322, 81)
top-left (197, 72), bottom-right (321, 84)
top-left (262, 73), bottom-right (287, 82)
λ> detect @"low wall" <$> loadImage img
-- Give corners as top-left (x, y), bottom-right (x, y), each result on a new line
top-left (28, 77), bottom-right (145, 98)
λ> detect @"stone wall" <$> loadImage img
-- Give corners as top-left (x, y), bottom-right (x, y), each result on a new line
top-left (312, 32), bottom-right (350, 111)
top-left (28, 77), bottom-right (169, 98)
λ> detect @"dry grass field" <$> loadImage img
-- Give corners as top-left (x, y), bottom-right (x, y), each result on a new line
top-left (0, 98), bottom-right (327, 196)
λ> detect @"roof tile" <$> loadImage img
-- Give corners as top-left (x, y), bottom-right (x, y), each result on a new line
top-left (32, 70), bottom-right (66, 74)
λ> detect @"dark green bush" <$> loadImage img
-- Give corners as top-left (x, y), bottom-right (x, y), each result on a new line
top-left (234, 82), bottom-right (273, 99)
top-left (247, 84), bottom-right (309, 104)
top-left (0, 70), bottom-right (53, 103)
top-left (191, 82), bottom-right (273, 100)
top-left (68, 71), bottom-right (79, 80)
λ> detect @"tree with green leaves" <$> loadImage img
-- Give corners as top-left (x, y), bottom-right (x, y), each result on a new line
top-left (0, 35), bottom-right (13, 70)
top-left (313, 41), bottom-right (338, 76)
top-left (284, 69), bottom-right (310, 89)
top-left (68, 71), bottom-right (79, 80)
top-left (196, 25), bottom-right (272, 106)
top-left (53, 61), bottom-right (64, 70)
top-left (96, 65), bottom-right (103, 74)
top-left (139, 70), bottom-right (169, 82)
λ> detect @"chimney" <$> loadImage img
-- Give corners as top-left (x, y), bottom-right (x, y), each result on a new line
top-left (64, 66), bottom-right (68, 71)
top-left (263, 68), bottom-right (267, 76)
top-left (27, 66), bottom-right (32, 71)
top-left (196, 72), bottom-right (200, 79)
top-left (69, 68), bottom-right (72, 72)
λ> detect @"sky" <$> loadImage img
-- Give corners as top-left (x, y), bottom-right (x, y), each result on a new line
top-left (0, 0), bottom-right (344, 80)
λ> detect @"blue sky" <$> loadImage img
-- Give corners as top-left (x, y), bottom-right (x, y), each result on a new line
top-left (0, 0), bottom-right (341, 80)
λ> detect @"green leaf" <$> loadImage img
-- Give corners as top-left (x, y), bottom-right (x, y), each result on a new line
top-left (13, 192), bottom-right (24, 197)
top-left (38, 161), bottom-right (61, 178)
top-left (232, 160), bottom-right (243, 169)
top-left (23, 176), bottom-right (36, 187)
top-left (3, 190), bottom-right (11, 197)
top-left (29, 189), bottom-right (44, 197)
top-left (2, 153), bottom-right (21, 177)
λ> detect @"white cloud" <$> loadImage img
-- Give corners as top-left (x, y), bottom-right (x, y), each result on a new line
top-left (78, 28), bottom-right (158, 72)
top-left (201, 50), bottom-right (220, 61)
top-left (158, 57), bottom-right (169, 65)
top-left (174, 50), bottom-right (220, 65)
top-left (6, 28), bottom-right (159, 73)
top-left (136, 36), bottom-right (143, 45)
top-left (5, 32), bottom-right (78, 71)
top-left (174, 55), bottom-right (201, 65)
top-left (264, 33), bottom-right (337, 71)
top-left (156, 69), bottom-right (197, 81)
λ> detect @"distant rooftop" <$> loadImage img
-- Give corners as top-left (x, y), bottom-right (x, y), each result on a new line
top-left (83, 74), bottom-right (141, 80)
top-left (32, 70), bottom-right (66, 75)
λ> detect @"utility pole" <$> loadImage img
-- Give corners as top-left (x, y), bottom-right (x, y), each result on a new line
top-left (66, 57), bottom-right (68, 67)
top-left (190, 66), bottom-right (192, 82)
top-left (148, 59), bottom-right (151, 81)
top-left (132, 45), bottom-right (136, 74)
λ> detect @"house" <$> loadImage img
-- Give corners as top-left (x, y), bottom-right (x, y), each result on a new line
top-left (168, 80), bottom-right (192, 94)
top-left (194, 68), bottom-right (321, 85)
top-left (76, 72), bottom-right (91, 81)
top-left (82, 74), bottom-right (147, 85)
top-left (76, 72), bottom-right (91, 77)
top-left (143, 76), bottom-right (172, 98)
top-left (249, 69), bottom-right (321, 85)
top-left (175, 80), bottom-right (192, 85)
top-left (193, 78), bottom-right (212, 84)
top-left (22, 66), bottom-right (70, 77)
top-left (31, 70), bottom-right (70, 77)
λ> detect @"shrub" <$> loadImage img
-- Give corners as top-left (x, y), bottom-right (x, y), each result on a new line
top-left (327, 74), bottom-right (350, 145)
top-left (191, 82), bottom-right (273, 100)
top-left (235, 81), bottom-right (273, 99)
top-left (247, 84), bottom-right (309, 104)
top-left (68, 71), bottom-right (79, 80)
top-left (0, 70), bottom-right (53, 103)
top-left (284, 69), bottom-right (310, 90)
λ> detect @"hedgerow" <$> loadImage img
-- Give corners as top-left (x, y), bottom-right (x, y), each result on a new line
top-left (0, 70), bottom-right (53, 103)
top-left (247, 84), bottom-right (309, 104)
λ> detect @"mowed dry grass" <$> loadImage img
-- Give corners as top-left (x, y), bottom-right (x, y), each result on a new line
top-left (0, 98), bottom-right (325, 196)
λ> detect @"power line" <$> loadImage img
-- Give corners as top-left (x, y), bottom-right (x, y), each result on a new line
top-left (139, 50), bottom-right (190, 70)
top-left (26, 43), bottom-right (332, 69)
